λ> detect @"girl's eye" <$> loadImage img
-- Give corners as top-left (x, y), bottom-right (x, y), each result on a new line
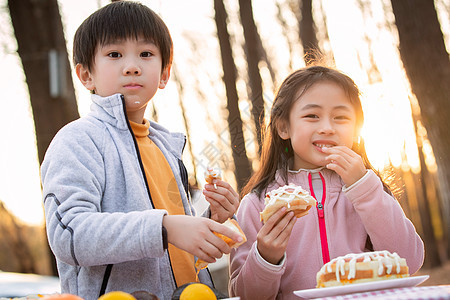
top-left (335, 116), bottom-right (351, 121)
top-left (108, 52), bottom-right (121, 58)
top-left (304, 114), bottom-right (318, 119)
top-left (141, 51), bottom-right (153, 58)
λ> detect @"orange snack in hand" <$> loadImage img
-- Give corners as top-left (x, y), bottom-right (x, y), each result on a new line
top-left (204, 167), bottom-right (221, 188)
top-left (195, 218), bottom-right (246, 270)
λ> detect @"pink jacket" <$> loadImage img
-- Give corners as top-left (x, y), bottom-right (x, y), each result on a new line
top-left (229, 169), bottom-right (424, 300)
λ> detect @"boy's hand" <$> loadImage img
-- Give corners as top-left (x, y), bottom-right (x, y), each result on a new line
top-left (163, 215), bottom-right (244, 263)
top-left (256, 207), bottom-right (297, 265)
top-left (203, 179), bottom-right (239, 223)
top-left (322, 146), bottom-right (366, 186)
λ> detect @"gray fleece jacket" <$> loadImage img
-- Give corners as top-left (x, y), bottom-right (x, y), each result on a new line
top-left (41, 93), bottom-right (212, 300)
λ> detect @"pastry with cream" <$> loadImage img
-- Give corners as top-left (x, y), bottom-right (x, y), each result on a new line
top-left (260, 184), bottom-right (316, 223)
top-left (316, 250), bottom-right (409, 288)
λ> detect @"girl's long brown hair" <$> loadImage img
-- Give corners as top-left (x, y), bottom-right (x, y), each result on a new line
top-left (241, 66), bottom-right (392, 198)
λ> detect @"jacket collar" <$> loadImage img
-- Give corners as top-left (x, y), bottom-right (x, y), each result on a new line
top-left (89, 93), bottom-right (186, 159)
top-left (90, 93), bottom-right (129, 130)
top-left (273, 167), bottom-right (344, 189)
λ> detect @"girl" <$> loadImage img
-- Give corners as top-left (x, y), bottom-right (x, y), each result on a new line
top-left (229, 66), bottom-right (424, 300)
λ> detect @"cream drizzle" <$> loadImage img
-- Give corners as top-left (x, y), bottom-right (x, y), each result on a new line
top-left (323, 250), bottom-right (403, 282)
top-left (204, 167), bottom-right (220, 178)
top-left (264, 183), bottom-right (316, 207)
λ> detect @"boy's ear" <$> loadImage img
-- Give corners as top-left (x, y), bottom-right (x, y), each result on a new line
top-left (276, 119), bottom-right (290, 140)
top-left (76, 63), bottom-right (95, 91)
top-left (159, 66), bottom-right (171, 89)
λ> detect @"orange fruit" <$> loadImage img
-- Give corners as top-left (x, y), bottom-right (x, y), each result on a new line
top-left (179, 283), bottom-right (217, 300)
top-left (98, 291), bottom-right (136, 300)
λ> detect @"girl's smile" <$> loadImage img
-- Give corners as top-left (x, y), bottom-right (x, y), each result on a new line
top-left (277, 81), bottom-right (357, 170)
top-left (313, 141), bottom-right (337, 152)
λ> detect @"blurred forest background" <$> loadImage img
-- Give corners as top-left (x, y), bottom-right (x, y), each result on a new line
top-left (0, 0), bottom-right (449, 292)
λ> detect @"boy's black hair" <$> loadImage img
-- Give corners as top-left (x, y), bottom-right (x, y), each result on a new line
top-left (73, 1), bottom-right (173, 72)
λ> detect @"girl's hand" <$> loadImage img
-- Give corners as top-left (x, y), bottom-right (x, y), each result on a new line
top-left (322, 146), bottom-right (366, 186)
top-left (163, 215), bottom-right (243, 263)
top-left (203, 179), bottom-right (240, 223)
top-left (256, 207), bottom-right (297, 265)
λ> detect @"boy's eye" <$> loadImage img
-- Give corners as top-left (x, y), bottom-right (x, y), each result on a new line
top-left (108, 52), bottom-right (121, 58)
top-left (140, 51), bottom-right (153, 58)
top-left (335, 115), bottom-right (351, 121)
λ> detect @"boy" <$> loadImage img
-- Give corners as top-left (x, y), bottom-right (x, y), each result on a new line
top-left (41, 2), bottom-right (242, 299)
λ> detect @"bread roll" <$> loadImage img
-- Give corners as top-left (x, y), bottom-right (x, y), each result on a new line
top-left (195, 218), bottom-right (247, 270)
top-left (260, 184), bottom-right (316, 223)
top-left (316, 250), bottom-right (410, 288)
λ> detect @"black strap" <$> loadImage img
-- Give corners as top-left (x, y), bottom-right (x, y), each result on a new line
top-left (162, 225), bottom-right (168, 250)
top-left (178, 159), bottom-right (189, 197)
top-left (99, 264), bottom-right (113, 297)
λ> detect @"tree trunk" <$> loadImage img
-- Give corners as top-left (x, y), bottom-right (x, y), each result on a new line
top-left (356, 0), bottom-right (383, 84)
top-left (315, 0), bottom-right (335, 64)
top-left (411, 109), bottom-right (442, 267)
top-left (8, 0), bottom-right (79, 164)
top-left (390, 0), bottom-right (450, 260)
top-left (238, 0), bottom-right (265, 154)
top-left (275, 1), bottom-right (296, 71)
top-left (256, 34), bottom-right (277, 88)
top-left (414, 125), bottom-right (441, 267)
top-left (8, 0), bottom-right (80, 275)
top-left (214, 0), bottom-right (252, 192)
top-left (299, 0), bottom-right (319, 64)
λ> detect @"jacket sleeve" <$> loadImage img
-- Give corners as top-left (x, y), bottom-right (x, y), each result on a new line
top-left (345, 170), bottom-right (424, 274)
top-left (41, 124), bottom-right (167, 267)
top-left (229, 194), bottom-right (285, 299)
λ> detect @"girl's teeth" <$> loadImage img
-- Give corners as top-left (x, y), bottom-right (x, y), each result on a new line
top-left (316, 144), bottom-right (332, 148)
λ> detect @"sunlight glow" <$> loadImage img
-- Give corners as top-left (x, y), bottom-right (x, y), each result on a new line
top-left (323, 0), bottom-right (424, 174)
top-left (0, 0), bottom-right (445, 226)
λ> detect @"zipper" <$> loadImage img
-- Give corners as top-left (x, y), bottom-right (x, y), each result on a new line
top-left (120, 95), bottom-right (154, 207)
top-left (99, 95), bottom-right (155, 297)
top-left (308, 172), bottom-right (330, 264)
top-left (120, 95), bottom-right (178, 286)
